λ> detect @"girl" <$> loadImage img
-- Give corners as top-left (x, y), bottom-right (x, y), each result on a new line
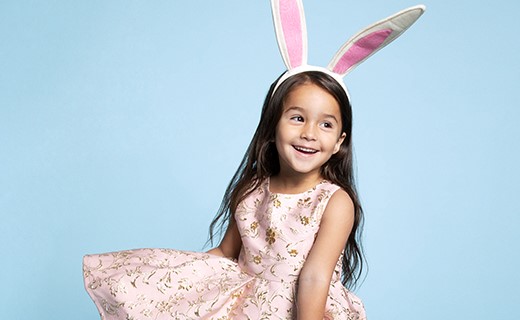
top-left (83, 1), bottom-right (424, 319)
top-left (205, 70), bottom-right (366, 319)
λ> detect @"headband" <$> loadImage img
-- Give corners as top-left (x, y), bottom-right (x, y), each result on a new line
top-left (271, 0), bottom-right (426, 97)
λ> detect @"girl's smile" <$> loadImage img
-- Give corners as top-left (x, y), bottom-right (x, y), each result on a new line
top-left (275, 83), bottom-right (346, 181)
top-left (293, 145), bottom-right (318, 154)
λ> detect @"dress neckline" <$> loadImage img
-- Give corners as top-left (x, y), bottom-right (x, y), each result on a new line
top-left (266, 177), bottom-right (328, 196)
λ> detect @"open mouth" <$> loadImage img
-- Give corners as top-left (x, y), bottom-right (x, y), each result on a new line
top-left (293, 145), bottom-right (318, 154)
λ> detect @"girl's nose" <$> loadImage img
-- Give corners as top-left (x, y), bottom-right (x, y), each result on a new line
top-left (301, 123), bottom-right (317, 141)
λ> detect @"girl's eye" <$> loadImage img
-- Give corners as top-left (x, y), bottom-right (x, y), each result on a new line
top-left (290, 116), bottom-right (304, 122)
top-left (321, 122), bottom-right (333, 129)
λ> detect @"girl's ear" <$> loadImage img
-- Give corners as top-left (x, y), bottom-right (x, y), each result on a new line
top-left (327, 5), bottom-right (425, 76)
top-left (333, 132), bottom-right (347, 154)
top-left (271, 0), bottom-right (308, 70)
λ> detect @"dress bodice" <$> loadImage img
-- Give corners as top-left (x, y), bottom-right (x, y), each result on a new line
top-left (236, 178), bottom-right (342, 283)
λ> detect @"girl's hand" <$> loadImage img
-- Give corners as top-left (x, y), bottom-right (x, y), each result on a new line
top-left (296, 189), bottom-right (354, 319)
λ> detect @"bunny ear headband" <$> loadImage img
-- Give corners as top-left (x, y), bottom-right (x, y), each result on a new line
top-left (271, 0), bottom-right (426, 97)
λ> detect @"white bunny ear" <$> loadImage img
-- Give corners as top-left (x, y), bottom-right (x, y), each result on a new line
top-left (328, 5), bottom-right (425, 76)
top-left (271, 0), bottom-right (308, 70)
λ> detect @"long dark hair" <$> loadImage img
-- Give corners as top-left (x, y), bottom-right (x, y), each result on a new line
top-left (208, 71), bottom-right (365, 289)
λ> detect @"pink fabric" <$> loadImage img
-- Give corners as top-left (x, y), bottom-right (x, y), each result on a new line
top-left (280, 0), bottom-right (303, 68)
top-left (83, 179), bottom-right (366, 319)
top-left (332, 29), bottom-right (393, 74)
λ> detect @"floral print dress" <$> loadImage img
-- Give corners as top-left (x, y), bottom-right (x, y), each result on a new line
top-left (83, 179), bottom-right (366, 319)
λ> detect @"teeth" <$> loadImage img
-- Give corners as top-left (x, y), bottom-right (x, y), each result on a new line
top-left (294, 146), bottom-right (317, 153)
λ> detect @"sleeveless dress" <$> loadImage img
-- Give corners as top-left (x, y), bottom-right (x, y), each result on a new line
top-left (83, 179), bottom-right (366, 319)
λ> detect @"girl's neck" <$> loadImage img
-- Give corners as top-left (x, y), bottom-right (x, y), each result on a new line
top-left (269, 173), bottom-right (324, 195)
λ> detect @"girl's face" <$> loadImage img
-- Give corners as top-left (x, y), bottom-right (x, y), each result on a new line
top-left (275, 83), bottom-right (346, 181)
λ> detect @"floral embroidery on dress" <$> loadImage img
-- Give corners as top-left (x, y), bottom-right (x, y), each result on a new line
top-left (297, 197), bottom-right (312, 208)
top-left (265, 227), bottom-right (277, 245)
top-left (287, 248), bottom-right (298, 257)
top-left (300, 215), bottom-right (310, 226)
top-left (271, 194), bottom-right (282, 208)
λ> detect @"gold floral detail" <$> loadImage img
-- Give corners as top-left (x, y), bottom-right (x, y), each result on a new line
top-left (143, 308), bottom-right (153, 317)
top-left (250, 221), bottom-right (258, 232)
top-left (270, 194), bottom-right (281, 208)
top-left (300, 215), bottom-right (310, 226)
top-left (109, 280), bottom-right (127, 296)
top-left (231, 290), bottom-right (243, 299)
top-left (253, 255), bottom-right (262, 264)
top-left (265, 227), bottom-right (276, 244)
top-left (317, 189), bottom-right (328, 202)
top-left (288, 249), bottom-right (298, 257)
top-left (297, 197), bottom-right (312, 208)
top-left (177, 278), bottom-right (193, 291)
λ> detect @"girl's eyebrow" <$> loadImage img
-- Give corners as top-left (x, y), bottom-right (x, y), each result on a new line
top-left (284, 106), bottom-right (304, 113)
top-left (284, 106), bottom-right (340, 124)
top-left (323, 113), bottom-right (340, 124)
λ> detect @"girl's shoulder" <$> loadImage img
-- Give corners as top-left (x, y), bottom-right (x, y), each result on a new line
top-left (313, 181), bottom-right (354, 217)
top-left (318, 181), bottom-right (352, 211)
top-left (318, 179), bottom-right (342, 194)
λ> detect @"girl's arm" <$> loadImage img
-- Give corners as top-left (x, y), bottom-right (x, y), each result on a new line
top-left (296, 189), bottom-right (355, 320)
top-left (206, 217), bottom-right (242, 261)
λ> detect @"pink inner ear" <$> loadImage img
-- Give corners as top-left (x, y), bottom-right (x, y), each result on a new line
top-left (332, 29), bottom-right (393, 74)
top-left (280, 0), bottom-right (303, 68)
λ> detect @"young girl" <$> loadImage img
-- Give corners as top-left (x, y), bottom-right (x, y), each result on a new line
top-left (83, 1), bottom-right (424, 319)
top-left (205, 70), bottom-right (365, 319)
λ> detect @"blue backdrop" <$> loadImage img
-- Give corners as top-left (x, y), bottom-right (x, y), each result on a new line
top-left (1, 1), bottom-right (519, 319)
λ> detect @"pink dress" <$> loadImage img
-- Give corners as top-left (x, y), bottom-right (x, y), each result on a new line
top-left (83, 179), bottom-right (366, 319)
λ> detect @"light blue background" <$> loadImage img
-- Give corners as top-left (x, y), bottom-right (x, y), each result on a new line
top-left (1, 1), bottom-right (519, 319)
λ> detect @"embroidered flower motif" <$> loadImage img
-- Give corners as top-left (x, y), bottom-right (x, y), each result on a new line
top-left (250, 221), bottom-right (258, 232)
top-left (288, 249), bottom-right (298, 257)
top-left (271, 194), bottom-right (282, 208)
top-left (300, 216), bottom-right (310, 226)
top-left (317, 190), bottom-right (328, 202)
top-left (177, 278), bottom-right (193, 291)
top-left (232, 290), bottom-right (243, 298)
top-left (265, 227), bottom-right (276, 244)
top-left (297, 197), bottom-right (312, 208)
top-left (253, 255), bottom-right (262, 264)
